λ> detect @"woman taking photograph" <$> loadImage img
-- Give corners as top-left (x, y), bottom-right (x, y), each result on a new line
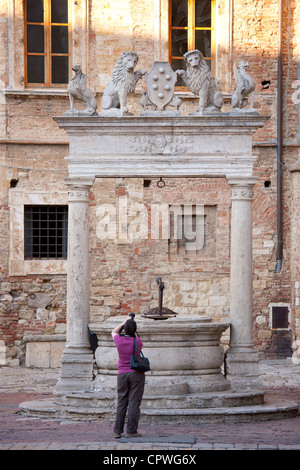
top-left (111, 315), bottom-right (145, 438)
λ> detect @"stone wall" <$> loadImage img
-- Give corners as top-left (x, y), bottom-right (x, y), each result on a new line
top-left (89, 177), bottom-right (231, 325)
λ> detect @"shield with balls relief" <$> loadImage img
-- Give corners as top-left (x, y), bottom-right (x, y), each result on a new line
top-left (146, 62), bottom-right (177, 111)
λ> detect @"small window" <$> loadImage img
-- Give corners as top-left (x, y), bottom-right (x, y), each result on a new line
top-left (169, 0), bottom-right (215, 86)
top-left (25, 0), bottom-right (71, 86)
top-left (143, 180), bottom-right (152, 188)
top-left (270, 305), bottom-right (290, 330)
top-left (24, 205), bottom-right (68, 259)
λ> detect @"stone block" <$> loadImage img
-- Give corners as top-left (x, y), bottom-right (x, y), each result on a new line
top-left (26, 342), bottom-right (51, 368)
top-left (0, 282), bottom-right (11, 292)
top-left (27, 293), bottom-right (52, 309)
top-left (50, 341), bottom-right (65, 368)
top-left (209, 295), bottom-right (228, 307)
top-left (255, 315), bottom-right (267, 325)
top-left (0, 340), bottom-right (6, 365)
top-left (25, 335), bottom-right (66, 368)
top-left (257, 329), bottom-right (272, 339)
top-left (182, 293), bottom-right (197, 306)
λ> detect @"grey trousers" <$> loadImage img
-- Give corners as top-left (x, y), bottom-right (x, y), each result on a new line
top-left (114, 372), bottom-right (145, 434)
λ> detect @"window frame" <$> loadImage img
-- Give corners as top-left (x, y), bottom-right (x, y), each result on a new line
top-left (24, 0), bottom-right (72, 88)
top-left (169, 0), bottom-right (216, 86)
top-left (269, 303), bottom-right (291, 331)
top-left (9, 190), bottom-right (68, 276)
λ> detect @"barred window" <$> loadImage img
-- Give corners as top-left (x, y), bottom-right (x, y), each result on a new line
top-left (169, 0), bottom-right (215, 86)
top-left (24, 206), bottom-right (68, 259)
top-left (24, 0), bottom-right (71, 86)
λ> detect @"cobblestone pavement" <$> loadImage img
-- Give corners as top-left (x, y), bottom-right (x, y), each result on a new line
top-left (0, 359), bottom-right (300, 452)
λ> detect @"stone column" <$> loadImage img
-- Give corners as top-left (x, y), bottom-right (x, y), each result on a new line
top-left (225, 176), bottom-right (262, 390)
top-left (56, 178), bottom-right (95, 392)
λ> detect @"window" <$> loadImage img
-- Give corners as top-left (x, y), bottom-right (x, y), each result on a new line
top-left (169, 0), bottom-right (215, 86)
top-left (270, 305), bottom-right (291, 330)
top-left (24, 206), bottom-right (68, 259)
top-left (25, 0), bottom-right (71, 86)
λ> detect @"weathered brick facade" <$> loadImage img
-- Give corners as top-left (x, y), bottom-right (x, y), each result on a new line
top-left (0, 0), bottom-right (300, 365)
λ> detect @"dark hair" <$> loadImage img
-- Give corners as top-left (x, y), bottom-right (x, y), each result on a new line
top-left (124, 319), bottom-right (137, 337)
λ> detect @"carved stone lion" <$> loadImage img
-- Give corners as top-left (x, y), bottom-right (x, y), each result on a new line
top-left (101, 51), bottom-right (147, 115)
top-left (177, 49), bottom-right (223, 114)
top-left (65, 64), bottom-right (97, 116)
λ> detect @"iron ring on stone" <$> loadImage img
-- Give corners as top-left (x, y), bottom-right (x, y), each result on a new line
top-left (157, 177), bottom-right (165, 188)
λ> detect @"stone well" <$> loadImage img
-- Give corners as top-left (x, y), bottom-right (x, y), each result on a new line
top-left (20, 315), bottom-right (299, 423)
top-left (92, 315), bottom-right (231, 398)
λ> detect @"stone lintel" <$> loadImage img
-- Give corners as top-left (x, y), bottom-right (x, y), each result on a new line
top-left (54, 115), bottom-right (269, 180)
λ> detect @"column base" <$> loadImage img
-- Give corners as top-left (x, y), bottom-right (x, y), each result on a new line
top-left (55, 346), bottom-right (94, 393)
top-left (225, 347), bottom-right (263, 391)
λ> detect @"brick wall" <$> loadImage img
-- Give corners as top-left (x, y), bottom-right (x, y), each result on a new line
top-left (0, 0), bottom-right (299, 363)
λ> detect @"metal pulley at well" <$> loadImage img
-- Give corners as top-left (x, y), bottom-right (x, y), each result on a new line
top-left (142, 277), bottom-right (178, 320)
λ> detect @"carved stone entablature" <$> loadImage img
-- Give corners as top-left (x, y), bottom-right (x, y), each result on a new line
top-left (55, 116), bottom-right (269, 180)
top-left (129, 134), bottom-right (192, 155)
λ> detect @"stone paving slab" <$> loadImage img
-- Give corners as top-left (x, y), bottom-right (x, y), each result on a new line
top-left (0, 359), bottom-right (300, 451)
top-left (1, 442), bottom-right (300, 451)
top-left (119, 434), bottom-right (196, 444)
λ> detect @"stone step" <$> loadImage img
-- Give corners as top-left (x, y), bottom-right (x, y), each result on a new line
top-left (54, 389), bottom-right (265, 410)
top-left (19, 396), bottom-right (299, 424)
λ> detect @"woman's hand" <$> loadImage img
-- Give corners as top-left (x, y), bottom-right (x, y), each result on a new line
top-left (111, 316), bottom-right (131, 337)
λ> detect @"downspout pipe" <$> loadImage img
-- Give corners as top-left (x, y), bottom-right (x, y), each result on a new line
top-left (276, 0), bottom-right (283, 273)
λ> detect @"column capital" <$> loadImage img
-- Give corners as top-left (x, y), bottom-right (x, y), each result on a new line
top-left (227, 176), bottom-right (257, 201)
top-left (65, 177), bottom-right (94, 202)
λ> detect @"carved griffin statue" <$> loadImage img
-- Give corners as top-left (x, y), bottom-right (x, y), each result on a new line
top-left (177, 49), bottom-right (223, 114)
top-left (231, 61), bottom-right (255, 110)
top-left (65, 65), bottom-right (97, 116)
top-left (101, 51), bottom-right (147, 115)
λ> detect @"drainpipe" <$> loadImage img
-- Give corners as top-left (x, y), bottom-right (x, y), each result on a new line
top-left (276, 0), bottom-right (283, 273)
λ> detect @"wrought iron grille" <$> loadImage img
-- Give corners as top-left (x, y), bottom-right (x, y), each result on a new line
top-left (24, 205), bottom-right (68, 259)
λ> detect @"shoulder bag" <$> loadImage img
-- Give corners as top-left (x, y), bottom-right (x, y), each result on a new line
top-left (130, 338), bottom-right (150, 372)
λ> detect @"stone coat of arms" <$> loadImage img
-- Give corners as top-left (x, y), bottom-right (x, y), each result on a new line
top-left (141, 62), bottom-right (181, 114)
